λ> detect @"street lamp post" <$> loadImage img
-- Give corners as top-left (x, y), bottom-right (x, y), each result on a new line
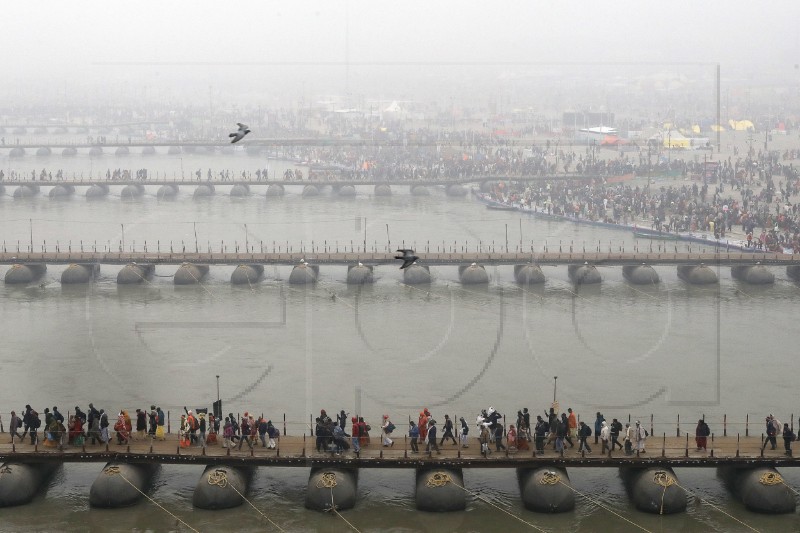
top-left (667, 131), bottom-right (672, 165)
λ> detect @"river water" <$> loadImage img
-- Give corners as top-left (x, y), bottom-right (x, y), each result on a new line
top-left (1, 154), bottom-right (798, 532)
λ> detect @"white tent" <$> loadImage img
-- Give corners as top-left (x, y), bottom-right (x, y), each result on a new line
top-left (384, 100), bottom-right (404, 114)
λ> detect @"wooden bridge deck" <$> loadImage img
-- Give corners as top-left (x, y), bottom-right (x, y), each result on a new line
top-left (1, 434), bottom-right (797, 468)
top-left (0, 251), bottom-right (796, 267)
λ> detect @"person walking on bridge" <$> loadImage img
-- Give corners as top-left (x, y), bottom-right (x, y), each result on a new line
top-left (135, 409), bottom-right (147, 440)
top-left (624, 423), bottom-right (634, 455)
top-left (555, 418), bottom-right (567, 454)
top-left (87, 404), bottom-right (100, 443)
top-left (198, 413), bottom-right (207, 448)
top-left (479, 423), bottom-right (491, 455)
top-left (156, 407), bottom-right (166, 440)
top-left (567, 408), bottom-right (578, 446)
top-left (9, 411), bottom-right (22, 443)
top-left (600, 421), bottom-right (610, 454)
top-left (408, 421), bottom-right (419, 453)
top-left (635, 421), bottom-right (647, 453)
top-left (522, 408), bottom-right (532, 442)
top-left (440, 414), bottom-right (457, 446)
top-left (578, 421), bottom-right (592, 454)
top-left (695, 419), bottom-right (710, 451)
top-left (351, 417), bottom-right (361, 453)
top-left (594, 412), bottom-right (605, 445)
top-left (783, 423), bottom-right (795, 456)
top-left (148, 406), bottom-right (157, 438)
top-left (99, 409), bottom-right (109, 444)
top-left (222, 417), bottom-right (234, 449)
top-left (610, 418), bottom-right (624, 451)
top-left (561, 413), bottom-right (574, 448)
top-left (762, 416), bottom-right (778, 451)
top-left (534, 416), bottom-right (548, 453)
top-left (240, 414), bottom-right (255, 450)
top-left (459, 417), bottom-right (469, 448)
top-left (74, 406), bottom-right (87, 434)
top-left (419, 409), bottom-right (430, 443)
top-left (427, 420), bottom-right (441, 455)
top-left (381, 415), bottom-right (395, 447)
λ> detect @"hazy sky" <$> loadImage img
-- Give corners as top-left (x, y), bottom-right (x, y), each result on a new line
top-left (3, 1), bottom-right (799, 106)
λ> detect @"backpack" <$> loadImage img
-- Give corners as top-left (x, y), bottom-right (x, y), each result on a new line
top-left (189, 415), bottom-right (199, 431)
top-left (385, 422), bottom-right (396, 434)
top-left (33, 416), bottom-right (41, 429)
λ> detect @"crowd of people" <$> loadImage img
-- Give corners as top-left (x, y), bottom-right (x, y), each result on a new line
top-left (308, 406), bottom-right (651, 457)
top-left (5, 404), bottom-right (797, 458)
top-left (4, 404), bottom-right (288, 452)
top-left (488, 155), bottom-right (800, 252)
top-left (6, 404), bottom-right (170, 448)
top-left (760, 414), bottom-right (796, 456)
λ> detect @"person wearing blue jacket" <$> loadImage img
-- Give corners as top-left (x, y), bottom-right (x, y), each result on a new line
top-left (409, 421), bottom-right (419, 453)
top-left (594, 412), bottom-right (605, 445)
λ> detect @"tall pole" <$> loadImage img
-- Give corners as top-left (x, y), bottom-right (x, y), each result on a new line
top-left (216, 375), bottom-right (220, 402)
top-left (553, 376), bottom-right (558, 402)
top-left (716, 63), bottom-right (721, 153)
top-left (193, 222), bottom-right (198, 253)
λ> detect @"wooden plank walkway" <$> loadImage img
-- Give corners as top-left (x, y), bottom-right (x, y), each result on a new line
top-left (0, 251), bottom-right (796, 267)
top-left (1, 434), bottom-right (797, 468)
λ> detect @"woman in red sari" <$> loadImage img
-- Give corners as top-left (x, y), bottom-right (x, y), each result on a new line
top-left (68, 415), bottom-right (84, 445)
top-left (507, 425), bottom-right (518, 451)
top-left (206, 414), bottom-right (218, 445)
top-left (115, 412), bottom-right (130, 444)
top-left (511, 424), bottom-right (530, 451)
top-left (358, 417), bottom-right (370, 447)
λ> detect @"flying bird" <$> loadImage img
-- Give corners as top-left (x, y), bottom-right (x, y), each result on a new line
top-left (395, 249), bottom-right (419, 269)
top-left (229, 123), bottom-right (251, 144)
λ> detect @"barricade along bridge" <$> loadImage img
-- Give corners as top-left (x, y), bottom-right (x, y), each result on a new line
top-left (1, 250), bottom-right (798, 266)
